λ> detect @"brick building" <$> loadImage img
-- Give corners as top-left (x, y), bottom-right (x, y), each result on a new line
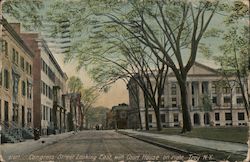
top-left (21, 33), bottom-right (69, 135)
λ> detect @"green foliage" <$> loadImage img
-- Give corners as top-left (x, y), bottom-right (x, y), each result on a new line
top-left (67, 76), bottom-right (83, 93)
top-left (86, 106), bottom-right (109, 128)
top-left (3, 0), bottom-right (44, 30)
top-left (202, 94), bottom-right (212, 112)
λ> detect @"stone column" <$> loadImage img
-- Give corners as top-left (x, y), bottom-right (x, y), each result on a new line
top-left (198, 81), bottom-right (203, 107)
top-left (208, 81), bottom-right (212, 97)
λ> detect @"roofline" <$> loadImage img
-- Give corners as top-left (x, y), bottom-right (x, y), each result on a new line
top-left (1, 17), bottom-right (34, 58)
top-left (40, 39), bottom-right (66, 79)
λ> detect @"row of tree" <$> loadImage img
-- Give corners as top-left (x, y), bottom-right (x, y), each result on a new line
top-left (3, 0), bottom-right (249, 132)
top-left (67, 76), bottom-right (99, 129)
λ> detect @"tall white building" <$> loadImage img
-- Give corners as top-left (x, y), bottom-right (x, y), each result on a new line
top-left (128, 62), bottom-right (249, 129)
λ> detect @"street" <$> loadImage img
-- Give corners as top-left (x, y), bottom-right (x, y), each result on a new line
top-left (3, 130), bottom-right (186, 162)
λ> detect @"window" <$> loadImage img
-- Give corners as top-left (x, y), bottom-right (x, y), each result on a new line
top-left (212, 96), bottom-right (217, 104)
top-left (43, 105), bottom-right (46, 120)
top-left (4, 101), bottom-right (9, 121)
top-left (29, 64), bottom-right (32, 75)
top-left (238, 112), bottom-right (245, 120)
top-left (50, 109), bottom-right (52, 122)
top-left (224, 96), bottom-right (231, 104)
top-left (191, 83), bottom-right (195, 95)
top-left (236, 87), bottom-right (241, 94)
top-left (45, 84), bottom-right (48, 97)
top-left (11, 49), bottom-right (19, 65)
top-left (22, 81), bottom-right (26, 96)
top-left (27, 108), bottom-right (32, 123)
top-left (236, 97), bottom-right (243, 105)
top-left (192, 98), bottom-right (195, 107)
top-left (215, 113), bottom-right (220, 121)
top-left (12, 48), bottom-right (15, 62)
top-left (25, 62), bottom-right (29, 73)
top-left (211, 82), bottom-right (217, 94)
top-left (171, 83), bottom-right (177, 95)
top-left (223, 86), bottom-right (231, 94)
top-left (49, 87), bottom-right (52, 99)
top-left (173, 113), bottom-right (179, 122)
top-left (42, 82), bottom-right (46, 95)
top-left (1, 40), bottom-right (8, 56)
top-left (4, 69), bottom-right (9, 89)
top-left (27, 81), bottom-right (32, 99)
top-left (148, 114), bottom-right (152, 123)
top-left (21, 57), bottom-right (25, 70)
top-left (16, 51), bottom-right (19, 65)
top-left (202, 82), bottom-right (208, 94)
top-left (225, 113), bottom-right (232, 121)
top-left (160, 114), bottom-right (165, 123)
top-left (172, 98), bottom-right (177, 107)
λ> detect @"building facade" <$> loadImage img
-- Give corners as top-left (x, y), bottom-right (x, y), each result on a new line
top-left (107, 103), bottom-right (132, 129)
top-left (0, 19), bottom-right (34, 130)
top-left (21, 34), bottom-right (69, 135)
top-left (128, 62), bottom-right (249, 129)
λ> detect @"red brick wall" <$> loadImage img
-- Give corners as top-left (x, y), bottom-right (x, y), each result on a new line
top-left (21, 33), bottom-right (42, 130)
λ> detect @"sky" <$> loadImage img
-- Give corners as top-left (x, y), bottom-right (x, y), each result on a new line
top-left (52, 54), bottom-right (129, 108)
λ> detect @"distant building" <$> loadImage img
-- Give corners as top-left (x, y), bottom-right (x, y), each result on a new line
top-left (127, 62), bottom-right (249, 129)
top-left (0, 18), bottom-right (34, 130)
top-left (108, 103), bottom-right (131, 129)
top-left (21, 33), bottom-right (68, 135)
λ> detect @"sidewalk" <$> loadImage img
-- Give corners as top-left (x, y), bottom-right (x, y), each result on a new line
top-left (121, 129), bottom-right (248, 156)
top-left (0, 131), bottom-right (75, 160)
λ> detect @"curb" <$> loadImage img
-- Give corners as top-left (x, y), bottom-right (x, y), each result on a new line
top-left (117, 131), bottom-right (193, 156)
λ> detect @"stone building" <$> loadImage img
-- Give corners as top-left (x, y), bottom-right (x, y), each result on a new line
top-left (108, 103), bottom-right (131, 129)
top-left (127, 62), bottom-right (249, 129)
top-left (0, 18), bottom-right (34, 131)
top-left (21, 33), bottom-right (69, 135)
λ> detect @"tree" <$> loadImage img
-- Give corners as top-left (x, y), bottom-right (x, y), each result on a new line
top-left (2, 0), bottom-right (43, 30)
top-left (67, 76), bottom-right (83, 93)
top-left (209, 1), bottom-right (249, 160)
top-left (4, 0), bottom-right (219, 132)
top-left (86, 106), bottom-right (109, 129)
top-left (84, 0), bottom-right (219, 132)
top-left (67, 76), bottom-right (99, 129)
top-left (79, 87), bottom-right (99, 129)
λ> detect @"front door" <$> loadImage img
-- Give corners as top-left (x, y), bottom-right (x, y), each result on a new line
top-left (4, 101), bottom-right (9, 127)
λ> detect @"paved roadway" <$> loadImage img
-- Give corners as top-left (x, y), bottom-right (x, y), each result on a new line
top-left (5, 130), bottom-right (185, 162)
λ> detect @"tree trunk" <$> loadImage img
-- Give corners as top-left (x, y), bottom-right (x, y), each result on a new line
top-left (230, 90), bottom-right (233, 126)
top-left (80, 113), bottom-right (84, 130)
top-left (144, 93), bottom-right (149, 130)
top-left (137, 107), bottom-right (143, 130)
top-left (179, 80), bottom-right (192, 133)
top-left (155, 108), bottom-right (162, 131)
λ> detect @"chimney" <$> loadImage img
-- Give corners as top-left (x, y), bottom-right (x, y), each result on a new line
top-left (10, 23), bottom-right (21, 34)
